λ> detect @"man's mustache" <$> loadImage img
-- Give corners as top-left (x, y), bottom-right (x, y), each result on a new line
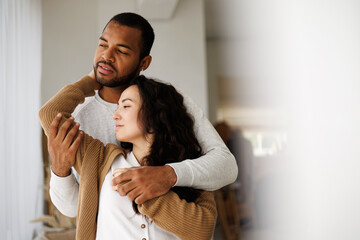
top-left (96, 61), bottom-right (117, 73)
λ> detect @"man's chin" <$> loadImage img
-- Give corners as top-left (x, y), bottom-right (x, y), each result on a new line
top-left (96, 76), bottom-right (116, 87)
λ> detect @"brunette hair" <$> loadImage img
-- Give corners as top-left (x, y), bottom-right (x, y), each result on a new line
top-left (122, 75), bottom-right (203, 211)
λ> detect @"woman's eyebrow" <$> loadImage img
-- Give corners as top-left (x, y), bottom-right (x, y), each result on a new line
top-left (121, 98), bottom-right (133, 103)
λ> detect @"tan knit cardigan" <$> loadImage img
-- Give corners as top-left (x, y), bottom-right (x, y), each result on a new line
top-left (39, 76), bottom-right (217, 240)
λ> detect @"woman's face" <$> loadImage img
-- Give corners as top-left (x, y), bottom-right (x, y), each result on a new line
top-left (112, 85), bottom-right (145, 144)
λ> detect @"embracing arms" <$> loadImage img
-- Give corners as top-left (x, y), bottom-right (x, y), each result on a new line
top-left (46, 75), bottom-right (238, 208)
top-left (112, 92), bottom-right (238, 203)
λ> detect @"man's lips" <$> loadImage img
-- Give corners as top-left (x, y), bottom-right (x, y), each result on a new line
top-left (97, 63), bottom-right (115, 75)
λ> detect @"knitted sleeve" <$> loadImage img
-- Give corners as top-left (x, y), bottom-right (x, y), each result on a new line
top-left (138, 191), bottom-right (217, 240)
top-left (38, 76), bottom-right (123, 171)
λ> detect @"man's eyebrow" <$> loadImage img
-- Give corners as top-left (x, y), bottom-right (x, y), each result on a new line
top-left (99, 37), bottom-right (133, 51)
top-left (99, 36), bottom-right (108, 42)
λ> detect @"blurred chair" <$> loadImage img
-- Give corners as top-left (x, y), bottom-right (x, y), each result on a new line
top-left (214, 122), bottom-right (241, 240)
top-left (214, 185), bottom-right (241, 240)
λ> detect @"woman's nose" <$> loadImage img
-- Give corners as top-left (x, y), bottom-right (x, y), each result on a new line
top-left (112, 110), bottom-right (122, 120)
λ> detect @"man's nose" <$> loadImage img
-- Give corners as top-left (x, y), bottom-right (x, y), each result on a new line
top-left (103, 48), bottom-right (115, 62)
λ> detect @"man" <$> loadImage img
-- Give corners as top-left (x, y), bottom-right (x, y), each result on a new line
top-left (48, 12), bottom-right (238, 218)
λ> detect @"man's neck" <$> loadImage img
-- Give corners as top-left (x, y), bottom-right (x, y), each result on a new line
top-left (98, 86), bottom-right (126, 103)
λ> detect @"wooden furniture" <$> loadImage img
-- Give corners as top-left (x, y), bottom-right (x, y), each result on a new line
top-left (215, 185), bottom-right (241, 240)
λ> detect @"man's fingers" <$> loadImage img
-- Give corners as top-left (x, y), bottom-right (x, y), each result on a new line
top-left (127, 187), bottom-right (143, 202)
top-left (63, 122), bottom-right (80, 147)
top-left (117, 181), bottom-right (137, 196)
top-left (112, 168), bottom-right (129, 178)
top-left (68, 130), bottom-right (83, 154)
top-left (111, 167), bottom-right (138, 185)
top-left (57, 117), bottom-right (74, 141)
top-left (134, 193), bottom-right (148, 204)
top-left (49, 113), bottom-right (62, 138)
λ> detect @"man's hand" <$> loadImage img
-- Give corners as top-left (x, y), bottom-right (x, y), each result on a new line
top-left (111, 165), bottom-right (177, 204)
top-left (48, 113), bottom-right (83, 177)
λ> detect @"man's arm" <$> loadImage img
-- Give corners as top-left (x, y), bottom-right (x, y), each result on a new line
top-left (169, 92), bottom-right (238, 190)
top-left (41, 74), bottom-right (101, 217)
top-left (112, 91), bottom-right (238, 204)
top-left (47, 115), bottom-right (82, 217)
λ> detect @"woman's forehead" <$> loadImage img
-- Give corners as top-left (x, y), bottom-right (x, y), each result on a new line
top-left (119, 85), bottom-right (140, 103)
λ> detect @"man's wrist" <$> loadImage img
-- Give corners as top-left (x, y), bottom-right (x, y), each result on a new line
top-left (50, 168), bottom-right (77, 190)
top-left (164, 165), bottom-right (177, 187)
top-left (51, 166), bottom-right (71, 177)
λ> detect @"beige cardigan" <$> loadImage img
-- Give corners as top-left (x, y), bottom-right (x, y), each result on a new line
top-left (39, 76), bottom-right (217, 240)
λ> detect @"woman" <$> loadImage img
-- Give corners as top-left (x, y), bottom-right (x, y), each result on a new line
top-left (39, 75), bottom-right (217, 240)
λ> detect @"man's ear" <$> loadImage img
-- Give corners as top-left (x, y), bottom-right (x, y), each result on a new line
top-left (139, 55), bottom-right (152, 71)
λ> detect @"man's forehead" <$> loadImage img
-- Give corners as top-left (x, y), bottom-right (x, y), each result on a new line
top-left (102, 22), bottom-right (142, 47)
top-left (104, 21), bottom-right (141, 36)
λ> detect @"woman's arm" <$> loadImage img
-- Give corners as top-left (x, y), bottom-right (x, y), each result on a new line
top-left (138, 191), bottom-right (217, 240)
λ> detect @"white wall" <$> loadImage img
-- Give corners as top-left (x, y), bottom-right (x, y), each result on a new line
top-left (206, 0), bottom-right (290, 124)
top-left (207, 0), bottom-right (360, 239)
top-left (41, 0), bottom-right (208, 115)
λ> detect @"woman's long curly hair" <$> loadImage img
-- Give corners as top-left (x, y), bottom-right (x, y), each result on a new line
top-left (121, 75), bottom-right (203, 211)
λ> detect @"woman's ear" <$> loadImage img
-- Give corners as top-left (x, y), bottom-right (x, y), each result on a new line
top-left (139, 55), bottom-right (152, 71)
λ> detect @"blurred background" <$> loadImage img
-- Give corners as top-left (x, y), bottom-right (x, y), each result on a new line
top-left (1, 0), bottom-right (360, 239)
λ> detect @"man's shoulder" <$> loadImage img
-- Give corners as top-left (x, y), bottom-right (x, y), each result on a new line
top-left (72, 95), bottom-right (97, 118)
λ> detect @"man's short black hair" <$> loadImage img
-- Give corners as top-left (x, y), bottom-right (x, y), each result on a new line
top-left (105, 12), bottom-right (155, 59)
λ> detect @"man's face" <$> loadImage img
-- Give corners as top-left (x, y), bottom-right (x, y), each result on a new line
top-left (93, 21), bottom-right (143, 88)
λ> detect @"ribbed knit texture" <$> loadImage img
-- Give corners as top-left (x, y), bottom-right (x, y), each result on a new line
top-left (139, 191), bottom-right (217, 240)
top-left (39, 76), bottom-right (217, 239)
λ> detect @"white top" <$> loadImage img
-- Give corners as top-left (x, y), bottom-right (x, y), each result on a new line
top-left (50, 88), bottom-right (238, 218)
top-left (96, 151), bottom-right (180, 240)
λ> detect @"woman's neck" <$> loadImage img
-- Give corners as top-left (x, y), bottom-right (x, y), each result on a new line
top-left (132, 137), bottom-right (153, 165)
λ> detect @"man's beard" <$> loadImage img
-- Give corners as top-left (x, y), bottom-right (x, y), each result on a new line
top-left (94, 61), bottom-right (140, 88)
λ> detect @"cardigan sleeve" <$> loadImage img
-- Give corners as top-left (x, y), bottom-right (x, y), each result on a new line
top-left (38, 76), bottom-right (113, 171)
top-left (138, 191), bottom-right (217, 240)
top-left (39, 76), bottom-right (95, 135)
